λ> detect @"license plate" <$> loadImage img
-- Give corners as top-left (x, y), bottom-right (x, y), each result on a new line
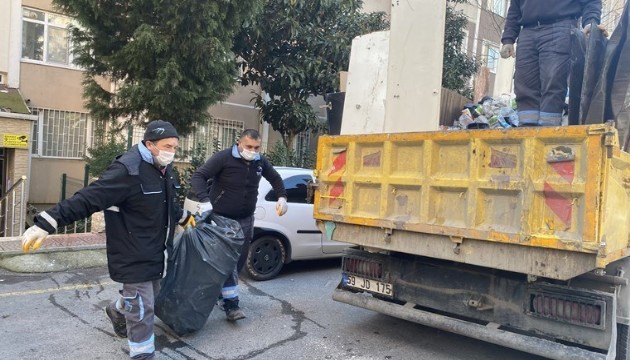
top-left (344, 274), bottom-right (393, 296)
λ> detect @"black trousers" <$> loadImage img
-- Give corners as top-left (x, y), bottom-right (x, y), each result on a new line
top-left (514, 19), bottom-right (574, 126)
top-left (221, 215), bottom-right (254, 299)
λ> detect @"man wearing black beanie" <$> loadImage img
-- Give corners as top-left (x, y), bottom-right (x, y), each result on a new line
top-left (21, 119), bottom-right (195, 359)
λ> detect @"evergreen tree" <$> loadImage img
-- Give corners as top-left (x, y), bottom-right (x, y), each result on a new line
top-left (53, 0), bottom-right (263, 135)
top-left (443, 0), bottom-right (480, 99)
top-left (233, 0), bottom-right (388, 153)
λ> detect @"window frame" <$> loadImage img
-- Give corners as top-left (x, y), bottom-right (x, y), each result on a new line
top-left (490, 0), bottom-right (507, 17)
top-left (21, 7), bottom-right (77, 69)
top-left (30, 108), bottom-right (92, 159)
top-left (461, 29), bottom-right (469, 55)
top-left (484, 42), bottom-right (500, 74)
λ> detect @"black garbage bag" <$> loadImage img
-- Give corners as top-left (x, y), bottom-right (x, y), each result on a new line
top-left (585, 3), bottom-right (628, 127)
top-left (581, 21), bottom-right (609, 124)
top-left (155, 212), bottom-right (244, 336)
top-left (568, 28), bottom-right (586, 125)
top-left (608, 3), bottom-right (630, 150)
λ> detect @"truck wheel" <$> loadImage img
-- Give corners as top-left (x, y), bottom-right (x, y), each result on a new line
top-left (246, 235), bottom-right (286, 281)
top-left (618, 323), bottom-right (630, 360)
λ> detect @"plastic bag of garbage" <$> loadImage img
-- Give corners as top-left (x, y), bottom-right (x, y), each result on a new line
top-left (482, 100), bottom-right (496, 117)
top-left (499, 107), bottom-right (518, 127)
top-left (458, 109), bottom-right (474, 129)
top-left (155, 212), bottom-right (244, 336)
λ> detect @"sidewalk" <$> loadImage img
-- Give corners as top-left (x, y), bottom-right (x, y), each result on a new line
top-left (0, 232), bottom-right (107, 272)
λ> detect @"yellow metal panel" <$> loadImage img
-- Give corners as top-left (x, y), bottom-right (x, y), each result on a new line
top-left (314, 124), bottom-right (630, 269)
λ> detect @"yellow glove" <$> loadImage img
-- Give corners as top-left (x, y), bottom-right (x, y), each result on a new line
top-left (180, 212), bottom-right (196, 229)
top-left (22, 225), bottom-right (49, 252)
top-left (583, 23), bottom-right (610, 38)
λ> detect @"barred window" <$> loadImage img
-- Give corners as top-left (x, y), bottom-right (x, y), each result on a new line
top-left (294, 131), bottom-right (312, 153)
top-left (178, 119), bottom-right (244, 162)
top-left (31, 108), bottom-right (90, 158)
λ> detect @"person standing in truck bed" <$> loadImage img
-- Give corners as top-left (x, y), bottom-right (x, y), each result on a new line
top-left (500, 0), bottom-right (604, 126)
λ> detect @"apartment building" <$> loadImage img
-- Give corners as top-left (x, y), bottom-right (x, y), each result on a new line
top-left (460, 0), bottom-right (629, 100)
top-left (457, 0), bottom-right (515, 100)
top-left (1, 0), bottom-right (306, 214)
top-left (361, 0), bottom-right (515, 101)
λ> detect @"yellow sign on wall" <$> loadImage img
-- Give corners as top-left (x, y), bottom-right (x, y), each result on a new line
top-left (2, 133), bottom-right (29, 149)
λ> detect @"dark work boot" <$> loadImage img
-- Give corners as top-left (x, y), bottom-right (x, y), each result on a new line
top-left (222, 298), bottom-right (246, 321)
top-left (105, 304), bottom-right (127, 338)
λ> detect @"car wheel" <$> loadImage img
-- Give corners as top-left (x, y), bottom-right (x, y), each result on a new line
top-left (246, 235), bottom-right (286, 281)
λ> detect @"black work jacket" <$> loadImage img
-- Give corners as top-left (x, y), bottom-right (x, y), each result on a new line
top-left (190, 146), bottom-right (287, 219)
top-left (502, 0), bottom-right (602, 44)
top-left (35, 145), bottom-right (184, 283)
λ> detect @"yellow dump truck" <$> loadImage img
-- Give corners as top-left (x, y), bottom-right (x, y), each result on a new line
top-left (313, 123), bottom-right (630, 359)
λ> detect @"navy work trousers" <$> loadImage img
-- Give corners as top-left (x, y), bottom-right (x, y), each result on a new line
top-left (514, 19), bottom-right (574, 126)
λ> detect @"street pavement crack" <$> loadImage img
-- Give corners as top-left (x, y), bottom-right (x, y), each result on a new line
top-left (154, 327), bottom-right (215, 360)
top-left (48, 294), bottom-right (112, 337)
top-left (223, 280), bottom-right (324, 360)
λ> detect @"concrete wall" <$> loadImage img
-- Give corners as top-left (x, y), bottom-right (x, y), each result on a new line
top-left (23, 0), bottom-right (54, 11)
top-left (20, 63), bottom-right (85, 112)
top-left (29, 157), bottom-right (86, 207)
top-left (362, 0), bottom-right (390, 15)
top-left (0, 1), bottom-right (10, 77)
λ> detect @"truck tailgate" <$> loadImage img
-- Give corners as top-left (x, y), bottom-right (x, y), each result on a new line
top-left (314, 124), bottom-right (630, 279)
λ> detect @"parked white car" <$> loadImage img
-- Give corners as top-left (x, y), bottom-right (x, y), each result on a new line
top-left (184, 167), bottom-right (348, 280)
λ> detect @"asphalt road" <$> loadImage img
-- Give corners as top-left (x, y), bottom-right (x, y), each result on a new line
top-left (0, 259), bottom-right (543, 360)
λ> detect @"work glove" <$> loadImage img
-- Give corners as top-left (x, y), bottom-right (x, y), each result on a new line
top-left (21, 211), bottom-right (57, 252)
top-left (197, 201), bottom-right (213, 215)
top-left (179, 211), bottom-right (196, 229)
top-left (583, 23), bottom-right (609, 38)
top-left (500, 44), bottom-right (515, 59)
top-left (276, 197), bottom-right (288, 216)
top-left (21, 225), bottom-right (49, 252)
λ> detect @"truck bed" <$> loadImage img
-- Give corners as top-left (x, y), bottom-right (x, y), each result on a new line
top-left (314, 124), bottom-right (630, 280)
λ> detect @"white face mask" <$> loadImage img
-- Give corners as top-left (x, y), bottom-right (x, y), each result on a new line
top-left (240, 149), bottom-right (258, 161)
top-left (154, 150), bottom-right (175, 166)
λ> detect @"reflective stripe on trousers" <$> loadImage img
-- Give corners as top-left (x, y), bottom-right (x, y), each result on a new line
top-left (113, 280), bottom-right (160, 359)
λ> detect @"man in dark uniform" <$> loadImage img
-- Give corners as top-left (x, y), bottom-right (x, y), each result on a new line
top-left (190, 128), bottom-right (287, 321)
top-left (21, 120), bottom-right (195, 359)
top-left (500, 0), bottom-right (603, 126)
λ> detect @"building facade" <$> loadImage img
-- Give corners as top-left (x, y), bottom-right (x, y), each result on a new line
top-left (1, 0), bottom-right (312, 212)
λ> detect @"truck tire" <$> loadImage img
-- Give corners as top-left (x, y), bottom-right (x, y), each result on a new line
top-left (618, 324), bottom-right (630, 360)
top-left (246, 235), bottom-right (286, 281)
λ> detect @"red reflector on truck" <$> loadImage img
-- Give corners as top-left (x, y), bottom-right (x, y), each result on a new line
top-left (342, 257), bottom-right (383, 279)
top-left (528, 292), bottom-right (605, 329)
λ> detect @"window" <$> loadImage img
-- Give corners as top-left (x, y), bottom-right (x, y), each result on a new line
top-left (265, 175), bottom-right (312, 204)
top-left (462, 29), bottom-right (469, 54)
top-left (22, 8), bottom-right (75, 67)
top-left (490, 0), bottom-right (507, 17)
top-left (294, 131), bottom-right (312, 153)
top-left (177, 118), bottom-right (244, 162)
top-left (31, 108), bottom-right (90, 158)
top-left (485, 44), bottom-right (500, 74)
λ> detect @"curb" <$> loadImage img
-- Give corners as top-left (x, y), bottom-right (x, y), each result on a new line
top-left (0, 233), bottom-right (107, 273)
